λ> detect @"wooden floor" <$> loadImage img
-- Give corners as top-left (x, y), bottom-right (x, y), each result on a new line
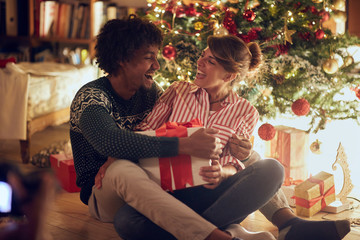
top-left (1, 123), bottom-right (360, 239)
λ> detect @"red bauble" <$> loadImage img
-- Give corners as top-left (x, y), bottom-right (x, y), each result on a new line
top-left (162, 45), bottom-right (176, 61)
top-left (258, 123), bottom-right (276, 141)
top-left (319, 10), bottom-right (330, 22)
top-left (292, 98), bottom-right (310, 116)
top-left (315, 29), bottom-right (325, 39)
top-left (243, 9), bottom-right (256, 22)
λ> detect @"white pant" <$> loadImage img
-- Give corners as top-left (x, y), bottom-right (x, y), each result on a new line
top-left (88, 159), bottom-right (215, 240)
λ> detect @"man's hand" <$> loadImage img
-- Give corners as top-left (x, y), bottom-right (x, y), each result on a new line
top-left (178, 128), bottom-right (222, 160)
top-left (229, 134), bottom-right (252, 161)
top-left (94, 157), bottom-right (116, 189)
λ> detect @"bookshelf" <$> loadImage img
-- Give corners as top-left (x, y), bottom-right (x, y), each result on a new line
top-left (0, 0), bottom-right (147, 63)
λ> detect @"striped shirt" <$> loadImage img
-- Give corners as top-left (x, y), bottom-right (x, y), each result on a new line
top-left (136, 81), bottom-right (259, 170)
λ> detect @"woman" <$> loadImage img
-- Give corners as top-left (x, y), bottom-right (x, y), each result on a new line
top-left (111, 35), bottom-right (283, 240)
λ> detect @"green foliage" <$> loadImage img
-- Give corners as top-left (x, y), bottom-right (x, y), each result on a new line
top-left (144, 0), bottom-right (360, 132)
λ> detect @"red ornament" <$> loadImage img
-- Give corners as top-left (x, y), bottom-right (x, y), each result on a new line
top-left (243, 9), bottom-right (256, 22)
top-left (223, 10), bottom-right (237, 34)
top-left (315, 29), bottom-right (324, 39)
top-left (319, 10), bottom-right (330, 22)
top-left (351, 86), bottom-right (360, 100)
top-left (292, 98), bottom-right (310, 116)
top-left (162, 45), bottom-right (176, 61)
top-left (258, 123), bottom-right (276, 141)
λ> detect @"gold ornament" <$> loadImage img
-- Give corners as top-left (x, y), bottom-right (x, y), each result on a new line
top-left (332, 0), bottom-right (346, 10)
top-left (332, 10), bottom-right (347, 23)
top-left (310, 139), bottom-right (322, 154)
top-left (344, 56), bottom-right (354, 66)
top-left (269, 4), bottom-right (277, 16)
top-left (194, 21), bottom-right (204, 31)
top-left (312, 0), bottom-right (323, 3)
top-left (284, 24), bottom-right (296, 45)
top-left (322, 58), bottom-right (339, 74)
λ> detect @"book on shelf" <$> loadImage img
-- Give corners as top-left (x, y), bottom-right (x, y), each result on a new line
top-left (79, 4), bottom-right (89, 39)
top-left (70, 1), bottom-right (81, 38)
top-left (39, 0), bottom-right (58, 37)
top-left (106, 3), bottom-right (117, 21)
top-left (92, 0), bottom-right (104, 37)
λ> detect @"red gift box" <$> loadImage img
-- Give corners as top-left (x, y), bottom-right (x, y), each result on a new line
top-left (265, 125), bottom-right (309, 182)
top-left (138, 119), bottom-right (210, 192)
top-left (50, 154), bottom-right (80, 192)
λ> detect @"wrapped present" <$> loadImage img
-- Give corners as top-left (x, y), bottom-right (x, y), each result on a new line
top-left (50, 154), bottom-right (80, 193)
top-left (138, 119), bottom-right (210, 192)
top-left (281, 178), bottom-right (303, 207)
top-left (265, 125), bottom-right (309, 181)
top-left (294, 171), bottom-right (336, 217)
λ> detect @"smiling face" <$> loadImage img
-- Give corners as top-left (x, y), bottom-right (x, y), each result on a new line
top-left (111, 45), bottom-right (160, 99)
top-left (194, 48), bottom-right (231, 96)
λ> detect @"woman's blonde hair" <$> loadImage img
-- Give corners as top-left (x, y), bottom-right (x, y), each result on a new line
top-left (207, 35), bottom-right (262, 81)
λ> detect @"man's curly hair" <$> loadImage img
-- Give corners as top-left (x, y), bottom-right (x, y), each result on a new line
top-left (95, 16), bottom-right (163, 75)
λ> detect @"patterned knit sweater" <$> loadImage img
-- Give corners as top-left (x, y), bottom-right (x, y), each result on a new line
top-left (70, 77), bottom-right (179, 204)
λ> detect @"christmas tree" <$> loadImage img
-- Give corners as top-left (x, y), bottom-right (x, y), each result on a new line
top-left (142, 0), bottom-right (360, 133)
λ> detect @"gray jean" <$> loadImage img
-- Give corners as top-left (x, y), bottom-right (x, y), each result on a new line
top-left (113, 157), bottom-right (285, 240)
top-left (243, 151), bottom-right (291, 221)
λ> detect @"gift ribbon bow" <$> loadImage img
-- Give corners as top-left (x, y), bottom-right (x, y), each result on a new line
top-left (294, 177), bottom-right (335, 209)
top-left (156, 119), bottom-right (203, 191)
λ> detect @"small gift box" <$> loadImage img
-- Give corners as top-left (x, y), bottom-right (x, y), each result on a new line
top-left (50, 154), bottom-right (80, 193)
top-left (265, 125), bottom-right (309, 181)
top-left (281, 178), bottom-right (303, 207)
top-left (138, 119), bottom-right (210, 192)
top-left (294, 171), bottom-right (336, 217)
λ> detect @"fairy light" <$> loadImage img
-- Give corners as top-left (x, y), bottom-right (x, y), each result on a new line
top-left (211, 14), bottom-right (216, 18)
top-left (216, 1), bottom-right (221, 5)
top-left (195, 33), bottom-right (200, 37)
top-left (147, 3), bottom-right (152, 7)
top-left (161, 24), bottom-right (165, 28)
top-left (156, 14), bottom-right (160, 18)
top-left (159, 81), bottom-right (165, 87)
top-left (290, 17), bottom-right (294, 22)
top-left (177, 1), bottom-right (182, 6)
top-left (187, 71), bottom-right (192, 76)
top-left (177, 67), bottom-right (181, 71)
top-left (174, 30), bottom-right (179, 34)
top-left (288, 11), bottom-right (292, 17)
top-left (177, 75), bottom-right (182, 79)
top-left (195, 3), bottom-right (199, 6)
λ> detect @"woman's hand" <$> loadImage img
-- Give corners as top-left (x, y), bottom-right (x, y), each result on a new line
top-left (94, 157), bottom-right (116, 189)
top-left (229, 134), bottom-right (252, 161)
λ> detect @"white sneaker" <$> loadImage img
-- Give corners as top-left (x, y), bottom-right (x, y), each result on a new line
top-left (225, 224), bottom-right (276, 240)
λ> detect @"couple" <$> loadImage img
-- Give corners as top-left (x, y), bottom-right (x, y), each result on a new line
top-left (69, 16), bottom-right (350, 240)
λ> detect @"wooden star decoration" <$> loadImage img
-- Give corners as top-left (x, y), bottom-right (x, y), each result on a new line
top-left (284, 25), bottom-right (296, 45)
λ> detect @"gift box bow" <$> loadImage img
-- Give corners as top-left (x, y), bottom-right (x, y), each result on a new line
top-left (155, 118), bottom-right (203, 192)
top-left (294, 176), bottom-right (335, 209)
